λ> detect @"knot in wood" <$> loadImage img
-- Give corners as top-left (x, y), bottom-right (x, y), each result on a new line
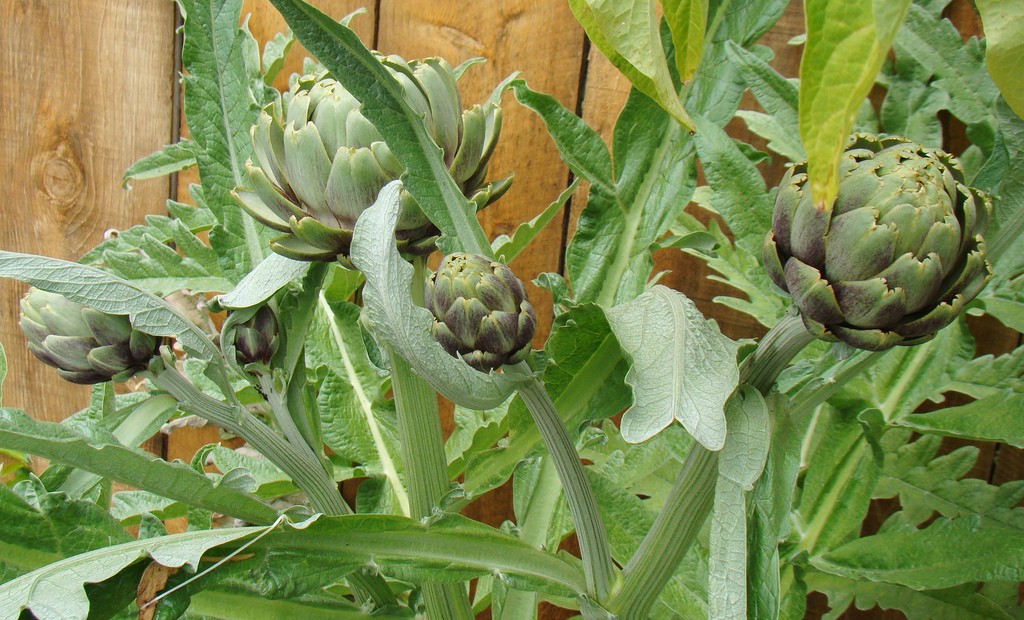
top-left (36, 140), bottom-right (84, 207)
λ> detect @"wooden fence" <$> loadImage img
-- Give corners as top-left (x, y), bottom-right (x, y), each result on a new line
top-left (1, 1), bottom-right (1019, 618)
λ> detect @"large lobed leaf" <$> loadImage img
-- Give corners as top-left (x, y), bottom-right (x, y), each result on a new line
top-left (606, 285), bottom-right (738, 447)
top-left (0, 409), bottom-right (279, 525)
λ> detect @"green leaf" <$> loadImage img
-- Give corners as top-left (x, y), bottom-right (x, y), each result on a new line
top-left (179, 0), bottom-right (266, 276)
top-left (796, 406), bottom-right (882, 554)
top-left (876, 433), bottom-right (1024, 529)
top-left (0, 519), bottom-right (267, 620)
top-left (100, 230), bottom-right (233, 296)
top-left (976, 0), bottom-right (1024, 119)
top-left (606, 285), bottom-right (739, 447)
top-left (269, 0), bottom-right (491, 256)
top-left (800, 0), bottom-right (912, 207)
top-left (747, 397), bottom-right (804, 620)
top-left (893, 5), bottom-right (998, 138)
top-left (121, 140), bottom-right (196, 188)
top-left (808, 573), bottom-right (1019, 620)
top-left (708, 387), bottom-right (770, 620)
top-left (307, 298), bottom-right (409, 516)
top-left (0, 251), bottom-right (220, 361)
top-left (833, 321), bottom-right (974, 421)
top-left (0, 409), bottom-right (279, 525)
top-left (663, 0), bottom-right (708, 85)
top-left (261, 30), bottom-right (295, 85)
top-left (217, 252), bottom-right (310, 309)
top-left (79, 202), bottom-right (216, 264)
top-left (0, 342), bottom-right (5, 405)
top-left (0, 478), bottom-right (132, 577)
top-left (896, 392), bottom-right (1024, 448)
top-left (568, 0), bottom-right (695, 130)
top-left (691, 113), bottom-right (772, 254)
top-left (946, 346), bottom-right (1024, 399)
top-left (350, 182), bottom-right (524, 410)
top-left (727, 41), bottom-right (804, 162)
top-left (491, 180), bottom-right (576, 263)
top-left (812, 516), bottom-right (1024, 589)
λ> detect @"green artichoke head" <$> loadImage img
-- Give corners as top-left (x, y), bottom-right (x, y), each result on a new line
top-left (425, 253), bottom-right (537, 372)
top-left (233, 55), bottom-right (511, 262)
top-left (763, 134), bottom-right (992, 351)
top-left (19, 288), bottom-right (159, 384)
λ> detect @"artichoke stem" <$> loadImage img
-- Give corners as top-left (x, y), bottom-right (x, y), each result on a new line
top-left (512, 367), bottom-right (615, 604)
top-left (146, 359), bottom-right (399, 609)
top-left (608, 306), bottom-right (814, 617)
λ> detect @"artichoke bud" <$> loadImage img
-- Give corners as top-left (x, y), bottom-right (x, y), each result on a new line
top-left (18, 288), bottom-right (159, 384)
top-left (763, 134), bottom-right (992, 351)
top-left (233, 55), bottom-right (511, 263)
top-left (223, 306), bottom-right (279, 369)
top-left (425, 253), bottom-right (537, 372)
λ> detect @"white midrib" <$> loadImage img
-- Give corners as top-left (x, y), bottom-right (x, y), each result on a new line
top-left (320, 294), bottom-right (410, 516)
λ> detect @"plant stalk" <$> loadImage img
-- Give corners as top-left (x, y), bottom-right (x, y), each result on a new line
top-left (147, 360), bottom-right (397, 609)
top-left (386, 257), bottom-right (473, 618)
top-left (607, 308), bottom-right (814, 617)
top-left (512, 369), bottom-right (615, 603)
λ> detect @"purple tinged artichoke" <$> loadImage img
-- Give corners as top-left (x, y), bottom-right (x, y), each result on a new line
top-left (226, 306), bottom-right (279, 367)
top-left (763, 134), bottom-right (992, 351)
top-left (19, 288), bottom-right (159, 384)
top-left (232, 56), bottom-right (511, 262)
top-left (425, 253), bottom-right (537, 372)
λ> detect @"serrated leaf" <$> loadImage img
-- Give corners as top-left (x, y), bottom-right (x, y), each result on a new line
top-left (517, 75), bottom-right (697, 306)
top-left (606, 285), bottom-right (739, 447)
top-left (491, 179), bottom-right (576, 263)
top-left (876, 433), bottom-right (1024, 529)
top-left (894, 5), bottom-right (998, 136)
top-left (896, 392), bottom-right (1024, 448)
top-left (217, 252), bottom-right (310, 309)
top-left (0, 521), bottom-right (267, 620)
top-left (79, 204), bottom-right (217, 265)
top-left (808, 573), bottom-right (1019, 620)
top-left (270, 0), bottom-right (491, 256)
top-left (812, 516), bottom-right (1024, 589)
top-left (350, 182), bottom-right (525, 410)
top-left (180, 0), bottom-right (266, 277)
top-left (122, 140), bottom-right (196, 188)
top-left (0, 251), bottom-right (220, 360)
top-left (307, 298), bottom-right (409, 516)
top-left (692, 113), bottom-right (773, 254)
top-left (569, 0), bottom-right (695, 130)
top-left (947, 346), bottom-right (1024, 399)
top-left (0, 409), bottom-right (278, 525)
top-left (726, 41), bottom-right (804, 161)
top-left (800, 0), bottom-right (912, 207)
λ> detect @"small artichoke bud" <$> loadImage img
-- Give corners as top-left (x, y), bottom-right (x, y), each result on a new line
top-left (18, 288), bottom-right (159, 384)
top-left (226, 306), bottom-right (279, 367)
top-left (762, 134), bottom-right (992, 351)
top-left (425, 253), bottom-right (537, 372)
top-left (233, 55), bottom-right (512, 263)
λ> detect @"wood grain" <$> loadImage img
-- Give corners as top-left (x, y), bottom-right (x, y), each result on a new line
top-left (0, 1), bottom-right (177, 421)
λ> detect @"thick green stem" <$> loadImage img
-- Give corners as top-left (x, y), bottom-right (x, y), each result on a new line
top-left (608, 308), bottom-right (814, 616)
top-left (389, 348), bottom-right (474, 619)
top-left (513, 370), bottom-right (615, 603)
top-left (384, 256), bottom-right (473, 618)
top-left (147, 361), bottom-right (397, 609)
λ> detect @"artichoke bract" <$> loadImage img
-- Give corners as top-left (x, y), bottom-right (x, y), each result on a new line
top-left (425, 253), bottom-right (537, 372)
top-left (19, 288), bottom-right (159, 384)
top-left (763, 134), bottom-right (992, 351)
top-left (226, 305), bottom-right (279, 367)
top-left (233, 56), bottom-right (511, 262)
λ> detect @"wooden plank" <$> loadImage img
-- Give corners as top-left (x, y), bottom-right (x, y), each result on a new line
top-left (0, 2), bottom-right (177, 423)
